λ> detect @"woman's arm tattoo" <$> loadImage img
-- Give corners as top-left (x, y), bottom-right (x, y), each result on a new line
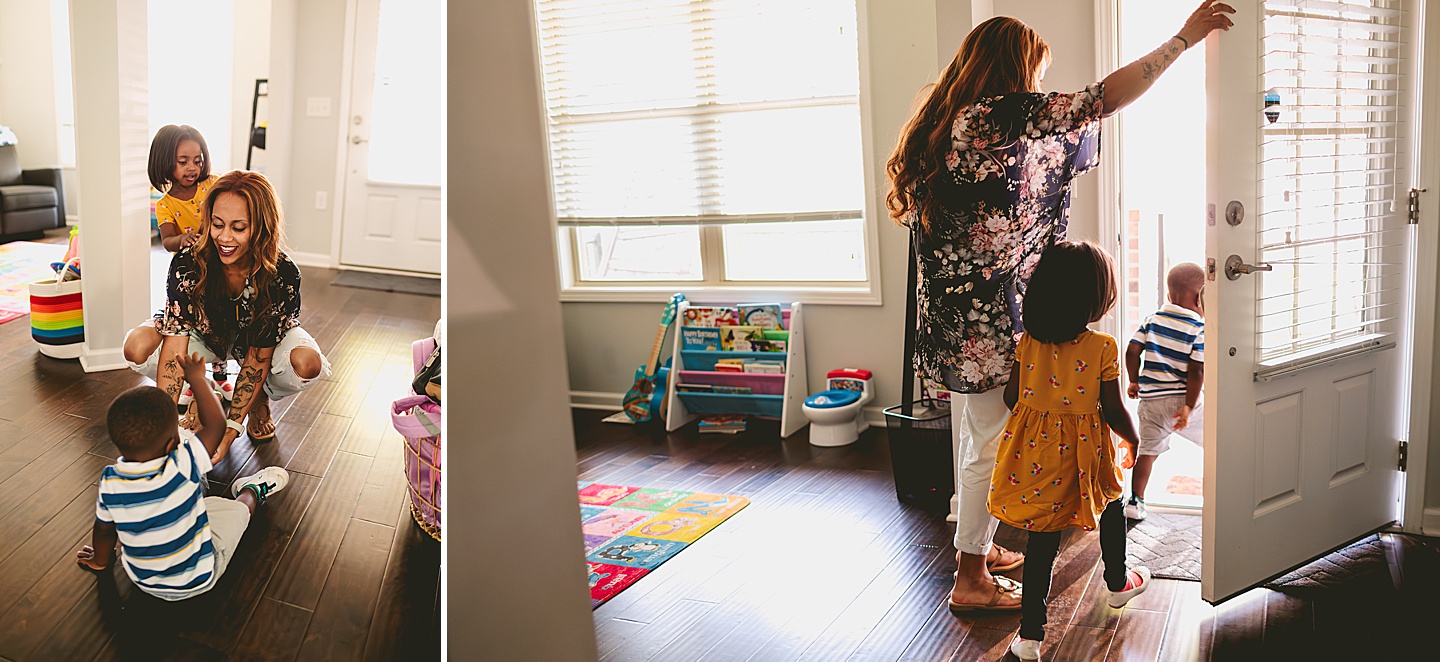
top-left (228, 355), bottom-right (273, 425)
top-left (1140, 38), bottom-right (1185, 82)
top-left (160, 356), bottom-right (184, 401)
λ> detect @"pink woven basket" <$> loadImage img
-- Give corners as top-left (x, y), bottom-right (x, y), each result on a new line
top-left (394, 337), bottom-right (441, 541)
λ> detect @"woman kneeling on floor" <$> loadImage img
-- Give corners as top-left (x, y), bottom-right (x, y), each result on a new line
top-left (123, 170), bottom-right (332, 463)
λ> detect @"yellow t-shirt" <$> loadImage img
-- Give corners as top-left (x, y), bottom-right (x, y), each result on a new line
top-left (987, 330), bottom-right (1125, 533)
top-left (155, 173), bottom-right (219, 236)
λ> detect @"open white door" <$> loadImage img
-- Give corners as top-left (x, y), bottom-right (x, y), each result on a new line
top-left (339, 0), bottom-right (442, 275)
top-left (1203, 0), bottom-right (1414, 603)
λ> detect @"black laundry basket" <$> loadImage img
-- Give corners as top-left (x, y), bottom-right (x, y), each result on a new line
top-left (883, 399), bottom-right (955, 512)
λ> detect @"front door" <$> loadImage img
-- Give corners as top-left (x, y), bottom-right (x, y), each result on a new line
top-left (339, 0), bottom-right (442, 275)
top-left (1203, 0), bottom-right (1414, 603)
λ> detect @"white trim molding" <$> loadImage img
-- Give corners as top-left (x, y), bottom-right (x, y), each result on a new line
top-left (570, 391), bottom-right (624, 411)
top-left (80, 346), bottom-right (129, 373)
top-left (288, 250), bottom-right (336, 270)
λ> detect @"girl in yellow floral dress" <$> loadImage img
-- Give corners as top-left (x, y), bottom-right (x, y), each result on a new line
top-left (988, 241), bottom-right (1151, 657)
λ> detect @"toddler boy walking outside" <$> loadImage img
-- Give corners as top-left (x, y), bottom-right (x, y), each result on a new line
top-left (77, 351), bottom-right (289, 600)
top-left (1123, 262), bottom-right (1205, 521)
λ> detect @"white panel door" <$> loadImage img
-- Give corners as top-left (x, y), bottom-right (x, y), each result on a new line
top-left (1202, 0), bottom-right (1413, 603)
top-left (339, 0), bottom-right (442, 275)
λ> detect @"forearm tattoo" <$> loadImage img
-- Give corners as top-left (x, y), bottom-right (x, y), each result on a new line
top-left (228, 356), bottom-right (272, 424)
top-left (1140, 38), bottom-right (1185, 83)
top-left (161, 357), bottom-right (183, 401)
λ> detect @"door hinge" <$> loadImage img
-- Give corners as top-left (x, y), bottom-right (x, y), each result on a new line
top-left (1409, 188), bottom-right (1427, 225)
top-left (1399, 439), bottom-right (1409, 472)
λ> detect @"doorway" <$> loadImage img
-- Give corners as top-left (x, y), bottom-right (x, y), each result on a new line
top-left (1117, 0), bottom-right (1208, 512)
top-left (338, 0), bottom-right (442, 276)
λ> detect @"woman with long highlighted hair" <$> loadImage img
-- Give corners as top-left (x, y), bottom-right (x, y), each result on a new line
top-left (124, 170), bottom-right (331, 464)
top-left (885, 2), bottom-right (1233, 640)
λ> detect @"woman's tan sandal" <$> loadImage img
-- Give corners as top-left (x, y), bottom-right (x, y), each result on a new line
top-left (947, 576), bottom-right (1023, 613)
top-left (987, 544), bottom-right (1025, 573)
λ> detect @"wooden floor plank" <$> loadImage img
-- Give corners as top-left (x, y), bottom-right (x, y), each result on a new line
top-left (0, 533), bottom-right (93, 660)
top-left (284, 413), bottom-right (354, 478)
top-left (361, 518), bottom-right (441, 662)
top-left (264, 451), bottom-right (374, 610)
top-left (1105, 608), bottom-right (1168, 662)
top-left (351, 427), bottom-right (411, 528)
top-left (296, 519), bottom-right (395, 661)
top-left (229, 597), bottom-right (313, 662)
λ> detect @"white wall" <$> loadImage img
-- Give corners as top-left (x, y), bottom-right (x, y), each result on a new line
top-left (0, 0), bottom-right (62, 169)
top-left (266, 0), bottom-right (346, 262)
top-left (231, 0), bottom-right (271, 173)
top-left (560, 0), bottom-right (1103, 415)
top-left (456, 0), bottom-right (600, 657)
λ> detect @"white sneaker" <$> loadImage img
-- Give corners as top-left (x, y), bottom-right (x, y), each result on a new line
top-left (1107, 566), bottom-right (1152, 608)
top-left (1010, 637), bottom-right (1041, 661)
top-left (231, 467), bottom-right (290, 505)
top-left (1124, 495), bottom-right (1147, 521)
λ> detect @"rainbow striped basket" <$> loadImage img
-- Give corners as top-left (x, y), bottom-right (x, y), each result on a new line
top-left (29, 258), bottom-right (84, 359)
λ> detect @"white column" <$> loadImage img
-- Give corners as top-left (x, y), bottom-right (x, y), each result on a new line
top-left (69, 0), bottom-right (151, 372)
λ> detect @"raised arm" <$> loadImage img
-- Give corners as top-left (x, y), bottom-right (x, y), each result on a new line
top-left (211, 345), bottom-right (275, 463)
top-left (156, 333), bottom-right (192, 404)
top-left (1100, 1), bottom-right (1235, 117)
top-left (178, 351), bottom-right (227, 457)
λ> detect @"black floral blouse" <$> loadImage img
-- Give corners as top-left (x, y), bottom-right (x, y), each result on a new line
top-left (905, 83), bottom-right (1104, 394)
top-left (154, 247), bottom-right (304, 361)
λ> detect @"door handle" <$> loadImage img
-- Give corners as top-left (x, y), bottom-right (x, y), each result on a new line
top-left (352, 135), bottom-right (368, 144)
top-left (1224, 254), bottom-right (1272, 280)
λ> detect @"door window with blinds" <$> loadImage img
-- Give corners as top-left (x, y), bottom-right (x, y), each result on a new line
top-left (534, 0), bottom-right (869, 292)
top-left (1256, 0), bottom-right (1407, 369)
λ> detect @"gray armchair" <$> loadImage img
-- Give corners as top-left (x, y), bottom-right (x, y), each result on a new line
top-left (0, 127), bottom-right (66, 243)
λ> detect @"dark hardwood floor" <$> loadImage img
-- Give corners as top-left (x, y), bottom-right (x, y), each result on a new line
top-left (0, 229), bottom-right (441, 661)
top-left (579, 409), bottom-right (1440, 661)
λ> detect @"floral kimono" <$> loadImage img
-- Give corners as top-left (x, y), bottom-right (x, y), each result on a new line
top-left (906, 83), bottom-right (1105, 393)
top-left (155, 248), bottom-right (304, 360)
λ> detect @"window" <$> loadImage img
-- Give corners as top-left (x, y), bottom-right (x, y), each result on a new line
top-left (148, 0), bottom-right (234, 170)
top-left (1255, 0), bottom-right (1405, 364)
top-left (533, 0), bottom-right (873, 300)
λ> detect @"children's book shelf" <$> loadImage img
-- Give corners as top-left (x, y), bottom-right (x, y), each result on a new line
top-left (664, 301), bottom-right (809, 438)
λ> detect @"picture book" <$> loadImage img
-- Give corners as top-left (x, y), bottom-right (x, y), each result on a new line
top-left (738, 303), bottom-right (784, 330)
top-left (676, 383), bottom-right (714, 392)
top-left (749, 339), bottom-right (785, 353)
top-left (720, 326), bottom-right (764, 351)
top-left (698, 414), bottom-right (747, 434)
top-left (683, 306), bottom-right (738, 328)
top-left (743, 360), bottom-right (785, 374)
top-left (681, 326), bottom-right (721, 351)
top-left (711, 385), bottom-right (753, 394)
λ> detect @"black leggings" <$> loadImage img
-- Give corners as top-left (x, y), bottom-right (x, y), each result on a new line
top-left (1018, 498), bottom-right (1128, 641)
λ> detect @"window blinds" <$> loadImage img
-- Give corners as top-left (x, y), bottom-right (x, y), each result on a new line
top-left (533, 0), bottom-right (865, 226)
top-left (1256, 0), bottom-right (1406, 362)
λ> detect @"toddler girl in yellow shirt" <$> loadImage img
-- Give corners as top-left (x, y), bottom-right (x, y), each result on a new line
top-left (988, 241), bottom-right (1150, 659)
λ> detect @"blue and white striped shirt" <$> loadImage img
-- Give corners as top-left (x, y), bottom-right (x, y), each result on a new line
top-left (1130, 303), bottom-right (1204, 399)
top-left (95, 429), bottom-right (217, 601)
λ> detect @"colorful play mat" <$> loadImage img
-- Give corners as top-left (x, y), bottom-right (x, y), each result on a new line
top-left (579, 482), bottom-right (749, 608)
top-left (0, 241), bottom-right (67, 325)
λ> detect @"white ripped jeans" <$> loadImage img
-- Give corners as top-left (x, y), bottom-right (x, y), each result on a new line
top-left (126, 324), bottom-right (332, 400)
top-left (949, 388), bottom-right (1010, 556)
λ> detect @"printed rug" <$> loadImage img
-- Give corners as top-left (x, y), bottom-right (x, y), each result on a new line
top-left (578, 481), bottom-right (749, 608)
top-left (0, 241), bottom-right (67, 325)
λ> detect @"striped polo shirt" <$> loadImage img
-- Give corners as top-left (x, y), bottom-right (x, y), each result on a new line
top-left (95, 430), bottom-right (217, 601)
top-left (1130, 303), bottom-right (1205, 399)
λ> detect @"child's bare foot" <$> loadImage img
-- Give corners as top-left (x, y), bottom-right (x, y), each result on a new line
top-left (247, 399), bottom-right (276, 441)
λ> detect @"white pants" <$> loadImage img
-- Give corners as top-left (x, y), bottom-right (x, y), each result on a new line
top-left (1137, 395), bottom-right (1205, 455)
top-left (126, 325), bottom-right (331, 400)
top-left (949, 388), bottom-right (1010, 556)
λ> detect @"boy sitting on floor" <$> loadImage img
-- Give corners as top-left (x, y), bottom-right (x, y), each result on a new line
top-left (76, 351), bottom-right (289, 600)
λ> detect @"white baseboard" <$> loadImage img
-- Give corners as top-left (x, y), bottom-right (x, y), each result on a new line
top-left (288, 251), bottom-right (335, 270)
top-left (571, 391), bottom-right (624, 411)
top-left (1423, 507), bottom-right (1440, 536)
top-left (80, 346), bottom-right (129, 373)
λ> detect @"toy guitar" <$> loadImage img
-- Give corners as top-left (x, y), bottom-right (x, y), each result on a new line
top-left (622, 293), bottom-right (686, 422)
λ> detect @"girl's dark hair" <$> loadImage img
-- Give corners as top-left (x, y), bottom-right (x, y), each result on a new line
top-left (1022, 241), bottom-right (1117, 344)
top-left (147, 124), bottom-right (211, 191)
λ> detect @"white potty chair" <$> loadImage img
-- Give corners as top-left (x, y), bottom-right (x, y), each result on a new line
top-left (803, 369), bottom-right (873, 447)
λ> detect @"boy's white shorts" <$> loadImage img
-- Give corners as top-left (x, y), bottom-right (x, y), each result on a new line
top-left (1137, 395), bottom-right (1204, 456)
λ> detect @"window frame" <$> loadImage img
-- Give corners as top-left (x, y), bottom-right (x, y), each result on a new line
top-left (535, 0), bottom-right (884, 306)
